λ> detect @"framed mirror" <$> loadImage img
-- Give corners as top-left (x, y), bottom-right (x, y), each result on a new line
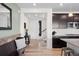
top-left (0, 3), bottom-right (12, 30)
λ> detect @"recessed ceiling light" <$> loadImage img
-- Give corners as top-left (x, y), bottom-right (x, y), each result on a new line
top-left (33, 3), bottom-right (36, 6)
top-left (59, 3), bottom-right (63, 6)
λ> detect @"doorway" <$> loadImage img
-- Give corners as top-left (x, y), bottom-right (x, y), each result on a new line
top-left (24, 13), bottom-right (47, 40)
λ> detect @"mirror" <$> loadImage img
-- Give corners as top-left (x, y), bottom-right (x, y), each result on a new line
top-left (0, 3), bottom-right (12, 30)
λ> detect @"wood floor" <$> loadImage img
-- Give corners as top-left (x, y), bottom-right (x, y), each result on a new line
top-left (23, 39), bottom-right (62, 56)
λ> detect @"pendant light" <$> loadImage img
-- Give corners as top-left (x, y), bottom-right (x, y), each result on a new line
top-left (68, 12), bottom-right (73, 17)
top-left (59, 3), bottom-right (63, 6)
top-left (68, 6), bottom-right (73, 17)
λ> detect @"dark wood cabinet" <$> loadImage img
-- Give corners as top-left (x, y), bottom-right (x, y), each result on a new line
top-left (52, 14), bottom-right (68, 29)
top-left (52, 13), bottom-right (79, 29)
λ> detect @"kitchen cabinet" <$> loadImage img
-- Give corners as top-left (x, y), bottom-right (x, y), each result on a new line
top-left (52, 13), bottom-right (79, 29)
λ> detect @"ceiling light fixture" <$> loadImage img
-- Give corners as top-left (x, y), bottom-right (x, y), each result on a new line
top-left (59, 3), bottom-right (63, 6)
top-left (68, 13), bottom-right (73, 17)
top-left (33, 3), bottom-right (36, 6)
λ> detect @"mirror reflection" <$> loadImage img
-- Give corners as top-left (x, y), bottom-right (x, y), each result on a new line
top-left (0, 3), bottom-right (12, 30)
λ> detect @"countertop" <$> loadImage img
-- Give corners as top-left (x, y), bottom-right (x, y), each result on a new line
top-left (60, 39), bottom-right (79, 48)
top-left (53, 34), bottom-right (79, 47)
top-left (53, 34), bottom-right (79, 38)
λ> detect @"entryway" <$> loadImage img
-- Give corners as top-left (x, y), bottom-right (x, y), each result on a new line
top-left (24, 13), bottom-right (47, 48)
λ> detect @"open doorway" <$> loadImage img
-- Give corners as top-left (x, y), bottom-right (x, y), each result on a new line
top-left (24, 13), bottom-right (47, 48)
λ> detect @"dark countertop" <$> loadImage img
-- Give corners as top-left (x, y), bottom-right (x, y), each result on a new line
top-left (53, 34), bottom-right (79, 38)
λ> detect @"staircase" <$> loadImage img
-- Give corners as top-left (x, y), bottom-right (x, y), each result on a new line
top-left (39, 28), bottom-right (47, 48)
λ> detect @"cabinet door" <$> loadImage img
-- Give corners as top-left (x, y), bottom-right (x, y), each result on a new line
top-left (67, 22), bottom-right (74, 28)
top-left (74, 14), bottom-right (79, 29)
top-left (52, 14), bottom-right (68, 29)
top-left (74, 22), bottom-right (79, 29)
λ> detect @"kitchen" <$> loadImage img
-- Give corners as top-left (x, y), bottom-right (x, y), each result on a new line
top-left (52, 13), bottom-right (79, 56)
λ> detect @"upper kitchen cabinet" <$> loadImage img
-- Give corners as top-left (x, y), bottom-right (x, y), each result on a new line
top-left (74, 14), bottom-right (79, 22)
top-left (52, 13), bottom-right (79, 29)
top-left (52, 13), bottom-right (68, 29)
top-left (67, 14), bottom-right (79, 29)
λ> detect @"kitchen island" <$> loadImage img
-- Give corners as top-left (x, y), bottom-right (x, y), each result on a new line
top-left (60, 39), bottom-right (79, 56)
top-left (53, 34), bottom-right (79, 55)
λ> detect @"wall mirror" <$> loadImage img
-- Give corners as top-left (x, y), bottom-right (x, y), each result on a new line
top-left (0, 3), bottom-right (12, 30)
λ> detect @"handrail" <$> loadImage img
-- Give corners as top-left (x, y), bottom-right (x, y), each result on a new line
top-left (41, 28), bottom-right (47, 33)
top-left (39, 28), bottom-right (47, 36)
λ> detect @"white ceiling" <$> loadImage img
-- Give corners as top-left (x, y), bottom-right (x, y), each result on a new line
top-left (17, 3), bottom-right (79, 12)
top-left (24, 13), bottom-right (46, 20)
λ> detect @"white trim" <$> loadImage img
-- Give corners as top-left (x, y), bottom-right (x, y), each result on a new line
top-left (21, 8), bottom-right (52, 13)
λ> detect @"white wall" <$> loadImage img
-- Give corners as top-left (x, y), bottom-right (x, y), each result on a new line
top-left (24, 13), bottom-right (47, 40)
top-left (46, 11), bottom-right (52, 48)
top-left (0, 8), bottom-right (9, 12)
top-left (28, 16), bottom-right (39, 39)
top-left (20, 11), bottom-right (25, 37)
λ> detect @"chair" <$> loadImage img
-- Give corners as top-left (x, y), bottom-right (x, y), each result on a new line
top-left (61, 47), bottom-right (74, 56)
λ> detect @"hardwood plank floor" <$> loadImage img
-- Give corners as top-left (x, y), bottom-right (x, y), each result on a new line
top-left (23, 39), bottom-right (62, 56)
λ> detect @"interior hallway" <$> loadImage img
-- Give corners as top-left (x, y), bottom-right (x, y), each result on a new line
top-left (23, 39), bottom-right (62, 56)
